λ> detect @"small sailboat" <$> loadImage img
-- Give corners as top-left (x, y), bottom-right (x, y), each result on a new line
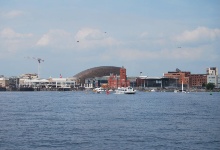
top-left (174, 81), bottom-right (186, 93)
top-left (181, 81), bottom-right (187, 93)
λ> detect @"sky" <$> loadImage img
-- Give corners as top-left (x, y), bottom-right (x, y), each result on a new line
top-left (0, 0), bottom-right (220, 78)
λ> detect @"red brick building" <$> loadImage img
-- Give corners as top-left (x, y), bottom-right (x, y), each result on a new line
top-left (163, 68), bottom-right (190, 85)
top-left (108, 66), bottom-right (130, 89)
top-left (189, 74), bottom-right (207, 88)
top-left (164, 68), bottom-right (208, 88)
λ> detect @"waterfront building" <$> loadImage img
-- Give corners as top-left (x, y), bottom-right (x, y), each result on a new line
top-left (19, 73), bottom-right (38, 86)
top-left (127, 77), bottom-right (137, 88)
top-left (136, 76), bottom-right (177, 89)
top-left (85, 76), bottom-right (109, 88)
top-left (18, 73), bottom-right (76, 90)
top-left (189, 74), bottom-right (207, 88)
top-left (47, 77), bottom-right (76, 89)
top-left (8, 76), bottom-right (20, 90)
top-left (207, 75), bottom-right (218, 87)
top-left (207, 67), bottom-right (218, 87)
top-left (20, 78), bottom-right (49, 88)
top-left (0, 76), bottom-right (9, 88)
top-left (20, 73), bottom-right (38, 79)
top-left (84, 78), bottom-right (96, 88)
top-left (163, 68), bottom-right (218, 88)
top-left (163, 68), bottom-right (190, 87)
top-left (108, 66), bottom-right (130, 89)
top-left (206, 67), bottom-right (218, 75)
top-left (73, 66), bottom-right (121, 85)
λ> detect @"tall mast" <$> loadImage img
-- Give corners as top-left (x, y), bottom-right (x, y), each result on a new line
top-left (182, 80), bottom-right (183, 92)
top-left (25, 57), bottom-right (44, 78)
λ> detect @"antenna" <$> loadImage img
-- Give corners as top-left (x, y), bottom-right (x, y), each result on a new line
top-left (25, 57), bottom-right (44, 78)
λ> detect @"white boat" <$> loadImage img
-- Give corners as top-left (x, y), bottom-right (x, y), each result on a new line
top-left (174, 89), bottom-right (179, 93)
top-left (115, 86), bottom-right (136, 94)
top-left (150, 89), bottom-right (156, 92)
top-left (93, 87), bottom-right (105, 93)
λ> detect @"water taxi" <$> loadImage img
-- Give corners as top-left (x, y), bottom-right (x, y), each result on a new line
top-left (93, 87), bottom-right (105, 93)
top-left (115, 86), bottom-right (136, 94)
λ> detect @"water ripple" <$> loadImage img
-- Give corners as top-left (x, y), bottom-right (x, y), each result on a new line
top-left (0, 91), bottom-right (220, 150)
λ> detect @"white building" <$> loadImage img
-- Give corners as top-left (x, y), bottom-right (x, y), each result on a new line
top-left (0, 76), bottom-right (9, 87)
top-left (19, 73), bottom-right (76, 89)
top-left (206, 67), bottom-right (218, 75)
top-left (207, 75), bottom-right (218, 86)
top-left (207, 67), bottom-right (218, 87)
top-left (47, 77), bottom-right (76, 88)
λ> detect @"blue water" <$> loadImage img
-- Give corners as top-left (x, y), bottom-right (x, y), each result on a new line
top-left (0, 91), bottom-right (220, 150)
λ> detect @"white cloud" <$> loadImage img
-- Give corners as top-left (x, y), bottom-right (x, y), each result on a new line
top-left (92, 26), bottom-right (220, 63)
top-left (75, 28), bottom-right (105, 40)
top-left (174, 27), bottom-right (220, 44)
top-left (1, 10), bottom-right (24, 18)
top-left (0, 28), bottom-right (34, 52)
top-left (36, 29), bottom-right (73, 49)
top-left (104, 44), bottom-right (215, 62)
top-left (35, 28), bottom-right (120, 51)
top-left (36, 34), bottom-right (50, 46)
top-left (1, 28), bottom-right (33, 39)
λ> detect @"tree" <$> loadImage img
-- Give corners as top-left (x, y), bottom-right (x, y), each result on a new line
top-left (206, 83), bottom-right (215, 90)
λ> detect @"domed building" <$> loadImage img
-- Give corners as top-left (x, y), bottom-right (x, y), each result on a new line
top-left (73, 66), bottom-right (121, 84)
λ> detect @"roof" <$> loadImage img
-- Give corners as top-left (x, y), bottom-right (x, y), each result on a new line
top-left (73, 66), bottom-right (121, 83)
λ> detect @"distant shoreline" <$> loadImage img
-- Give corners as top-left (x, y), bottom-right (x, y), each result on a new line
top-left (1, 88), bottom-right (219, 93)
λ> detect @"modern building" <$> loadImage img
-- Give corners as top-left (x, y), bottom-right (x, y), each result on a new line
top-left (127, 77), bottom-right (137, 88)
top-left (206, 67), bottom-right (218, 87)
top-left (84, 76), bottom-right (109, 88)
top-left (73, 66), bottom-right (121, 85)
top-left (47, 77), bottom-right (76, 89)
top-left (18, 73), bottom-right (76, 90)
top-left (136, 76), bottom-right (177, 89)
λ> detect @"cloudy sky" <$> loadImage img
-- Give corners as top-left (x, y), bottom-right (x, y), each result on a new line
top-left (1, 0), bottom-right (220, 78)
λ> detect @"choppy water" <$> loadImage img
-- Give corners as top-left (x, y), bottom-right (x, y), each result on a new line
top-left (0, 91), bottom-right (220, 150)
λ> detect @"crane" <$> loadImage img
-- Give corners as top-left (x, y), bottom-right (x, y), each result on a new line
top-left (25, 57), bottom-right (44, 78)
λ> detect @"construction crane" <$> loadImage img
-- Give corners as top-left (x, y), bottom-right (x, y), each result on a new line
top-left (25, 57), bottom-right (44, 78)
